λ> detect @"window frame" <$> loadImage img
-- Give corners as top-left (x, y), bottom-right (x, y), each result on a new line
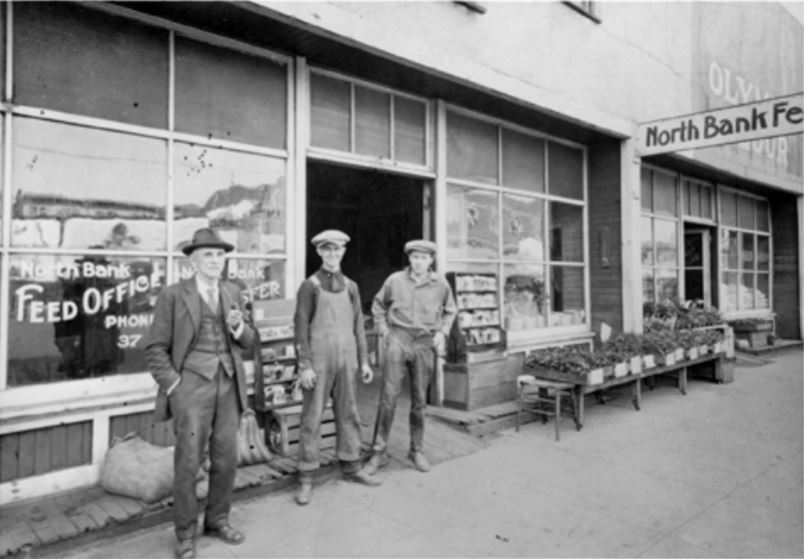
top-left (443, 104), bottom-right (589, 346)
top-left (0, 2), bottom-right (294, 405)
top-left (640, 165), bottom-right (682, 305)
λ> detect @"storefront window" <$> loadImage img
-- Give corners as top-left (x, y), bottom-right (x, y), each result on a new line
top-left (174, 37), bottom-right (286, 148)
top-left (719, 190), bottom-right (771, 312)
top-left (549, 202), bottom-right (583, 262)
top-left (502, 129), bottom-right (544, 193)
top-left (14, 2), bottom-right (169, 128)
top-left (175, 256), bottom-right (286, 304)
top-left (503, 264), bottom-right (546, 330)
top-left (394, 96), bottom-right (427, 165)
top-left (7, 253), bottom-right (166, 387)
top-left (547, 142), bottom-right (583, 200)
top-left (550, 266), bottom-right (585, 326)
top-left (311, 73), bottom-right (351, 152)
top-left (355, 85), bottom-right (390, 158)
top-left (173, 143), bottom-right (286, 254)
top-left (641, 166), bottom-right (681, 304)
top-left (447, 184), bottom-right (499, 260)
top-left (502, 194), bottom-right (544, 260)
top-left (447, 112), bottom-right (498, 185)
top-left (12, 118), bottom-right (167, 250)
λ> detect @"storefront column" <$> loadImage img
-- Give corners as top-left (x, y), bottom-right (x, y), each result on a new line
top-left (799, 195), bottom-right (804, 340)
top-left (291, 56), bottom-right (309, 289)
top-left (621, 137), bottom-right (643, 334)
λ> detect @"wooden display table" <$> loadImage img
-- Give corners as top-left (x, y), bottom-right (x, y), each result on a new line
top-left (526, 352), bottom-right (725, 429)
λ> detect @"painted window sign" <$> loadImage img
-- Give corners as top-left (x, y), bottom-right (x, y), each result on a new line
top-left (8, 254), bottom-right (166, 386)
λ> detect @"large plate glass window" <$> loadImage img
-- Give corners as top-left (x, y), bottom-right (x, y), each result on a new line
top-left (719, 190), bottom-right (770, 312)
top-left (446, 109), bottom-right (587, 335)
top-left (12, 118), bottom-right (168, 251)
top-left (641, 167), bottom-right (680, 305)
top-left (8, 253), bottom-right (167, 387)
top-left (173, 143), bottom-right (286, 255)
top-left (14, 2), bottom-right (169, 128)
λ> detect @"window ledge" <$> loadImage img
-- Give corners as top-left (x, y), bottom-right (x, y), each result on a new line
top-left (506, 328), bottom-right (594, 354)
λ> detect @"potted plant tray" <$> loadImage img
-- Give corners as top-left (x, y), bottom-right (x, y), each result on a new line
top-left (686, 347), bottom-right (699, 360)
top-left (629, 356), bottom-right (642, 374)
top-left (613, 362), bottom-right (629, 378)
top-left (674, 347), bottom-right (685, 361)
top-left (658, 352), bottom-right (676, 366)
top-left (642, 354), bottom-right (656, 369)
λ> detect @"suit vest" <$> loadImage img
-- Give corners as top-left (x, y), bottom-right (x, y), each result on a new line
top-left (182, 292), bottom-right (236, 380)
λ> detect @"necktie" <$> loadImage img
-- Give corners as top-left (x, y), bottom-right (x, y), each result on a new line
top-left (206, 287), bottom-right (218, 311)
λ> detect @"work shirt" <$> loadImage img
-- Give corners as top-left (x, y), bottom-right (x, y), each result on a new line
top-left (372, 268), bottom-right (457, 338)
top-left (293, 267), bottom-right (368, 371)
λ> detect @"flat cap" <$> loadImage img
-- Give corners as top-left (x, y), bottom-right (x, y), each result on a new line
top-left (404, 239), bottom-right (437, 255)
top-left (311, 229), bottom-right (350, 247)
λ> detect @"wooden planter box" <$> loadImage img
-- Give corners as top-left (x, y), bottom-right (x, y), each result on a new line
top-left (613, 362), bottom-right (629, 378)
top-left (642, 354), bottom-right (656, 369)
top-left (443, 353), bottom-right (524, 410)
top-left (686, 347), bottom-right (699, 360)
top-left (629, 356), bottom-right (642, 375)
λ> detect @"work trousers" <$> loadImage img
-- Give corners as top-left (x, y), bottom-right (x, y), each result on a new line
top-left (371, 328), bottom-right (434, 455)
top-left (170, 365), bottom-right (239, 540)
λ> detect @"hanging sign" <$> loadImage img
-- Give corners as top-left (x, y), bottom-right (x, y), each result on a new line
top-left (637, 92), bottom-right (804, 156)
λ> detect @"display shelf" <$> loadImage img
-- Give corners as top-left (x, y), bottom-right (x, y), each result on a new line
top-left (252, 298), bottom-right (302, 413)
top-left (445, 271), bottom-right (505, 364)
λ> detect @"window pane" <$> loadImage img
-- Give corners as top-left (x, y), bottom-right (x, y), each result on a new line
top-left (741, 232), bottom-right (755, 270)
top-left (722, 271), bottom-right (738, 311)
top-left (655, 268), bottom-right (679, 303)
top-left (8, 253), bottom-right (166, 387)
top-left (173, 143), bottom-right (286, 254)
top-left (548, 142), bottom-right (583, 199)
top-left (447, 112), bottom-right (498, 184)
top-left (688, 181), bottom-right (701, 217)
top-left (14, 3), bottom-right (168, 128)
top-left (720, 190), bottom-right (738, 226)
top-left (641, 167), bottom-right (653, 212)
top-left (740, 272), bottom-right (756, 310)
top-left (311, 73), bottom-right (351, 152)
top-left (175, 257), bottom-right (286, 304)
top-left (757, 236), bottom-right (770, 271)
top-left (653, 170), bottom-right (677, 216)
top-left (549, 202), bottom-right (583, 262)
top-left (642, 268), bottom-right (655, 304)
top-left (641, 217), bottom-right (654, 266)
top-left (394, 96), bottom-right (426, 165)
top-left (756, 273), bottom-right (770, 309)
top-left (756, 199), bottom-right (769, 231)
top-left (175, 38), bottom-right (286, 148)
top-left (502, 129), bottom-right (544, 193)
top-left (654, 219), bottom-right (678, 266)
top-left (503, 264), bottom-right (546, 330)
top-left (446, 184), bottom-right (498, 260)
top-left (12, 118), bottom-right (167, 250)
top-left (721, 230), bottom-right (739, 269)
top-left (738, 195), bottom-right (755, 229)
top-left (354, 86), bottom-right (390, 158)
top-left (549, 266), bottom-right (585, 326)
top-left (701, 185), bottom-right (713, 219)
top-left (502, 194), bottom-right (544, 261)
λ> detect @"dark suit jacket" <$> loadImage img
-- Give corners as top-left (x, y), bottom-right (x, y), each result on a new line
top-left (144, 277), bottom-right (257, 422)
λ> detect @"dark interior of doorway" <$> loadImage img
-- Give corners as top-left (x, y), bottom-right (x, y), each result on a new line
top-left (683, 223), bottom-right (717, 308)
top-left (306, 161), bottom-right (425, 315)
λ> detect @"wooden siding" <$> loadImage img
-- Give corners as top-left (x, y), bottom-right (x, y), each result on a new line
top-left (0, 421), bottom-right (92, 483)
top-left (771, 193), bottom-right (801, 340)
top-left (108, 411), bottom-right (175, 448)
top-left (588, 141), bottom-right (624, 334)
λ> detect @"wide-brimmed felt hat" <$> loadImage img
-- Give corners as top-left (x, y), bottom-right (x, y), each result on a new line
top-left (311, 229), bottom-right (350, 247)
top-left (404, 239), bottom-right (437, 255)
top-left (182, 227), bottom-right (234, 256)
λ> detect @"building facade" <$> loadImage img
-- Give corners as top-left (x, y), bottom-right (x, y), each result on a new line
top-left (1, 1), bottom-right (801, 502)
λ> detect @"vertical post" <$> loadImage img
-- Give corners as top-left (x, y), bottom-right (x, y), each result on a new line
top-left (433, 100), bottom-right (448, 406)
top-left (621, 136), bottom-right (643, 334)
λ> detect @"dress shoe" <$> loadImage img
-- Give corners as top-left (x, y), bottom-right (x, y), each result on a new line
top-left (295, 480), bottom-right (313, 505)
top-left (174, 537), bottom-right (196, 559)
top-left (343, 468), bottom-right (382, 486)
top-left (408, 451), bottom-right (431, 472)
top-left (203, 522), bottom-right (245, 545)
top-left (363, 453), bottom-right (390, 476)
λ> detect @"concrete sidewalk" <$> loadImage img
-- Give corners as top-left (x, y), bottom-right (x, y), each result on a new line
top-left (52, 348), bottom-right (803, 558)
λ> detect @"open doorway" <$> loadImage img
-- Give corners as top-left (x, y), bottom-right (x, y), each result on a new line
top-left (684, 225), bottom-right (717, 307)
top-left (306, 161), bottom-right (430, 313)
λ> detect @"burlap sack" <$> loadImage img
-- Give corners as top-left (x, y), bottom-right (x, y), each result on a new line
top-left (100, 433), bottom-right (174, 503)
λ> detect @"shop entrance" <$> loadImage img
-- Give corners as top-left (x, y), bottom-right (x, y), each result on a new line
top-left (306, 161), bottom-right (429, 314)
top-left (684, 226), bottom-right (715, 307)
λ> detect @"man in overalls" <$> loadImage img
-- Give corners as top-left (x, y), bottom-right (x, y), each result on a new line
top-left (366, 239), bottom-right (457, 475)
top-left (293, 229), bottom-right (380, 505)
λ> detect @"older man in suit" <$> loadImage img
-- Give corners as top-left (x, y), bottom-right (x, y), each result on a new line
top-left (145, 227), bottom-right (256, 559)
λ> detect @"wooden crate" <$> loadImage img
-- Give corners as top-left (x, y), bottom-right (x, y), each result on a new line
top-left (266, 403), bottom-right (336, 457)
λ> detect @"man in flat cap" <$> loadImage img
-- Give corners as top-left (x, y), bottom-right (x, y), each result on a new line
top-left (366, 239), bottom-right (456, 475)
top-left (292, 229), bottom-right (380, 506)
top-left (145, 227), bottom-right (256, 559)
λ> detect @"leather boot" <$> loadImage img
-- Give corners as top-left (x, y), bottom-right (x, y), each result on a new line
top-left (295, 479), bottom-right (313, 506)
top-left (363, 453), bottom-right (390, 476)
top-left (408, 451), bottom-right (431, 472)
